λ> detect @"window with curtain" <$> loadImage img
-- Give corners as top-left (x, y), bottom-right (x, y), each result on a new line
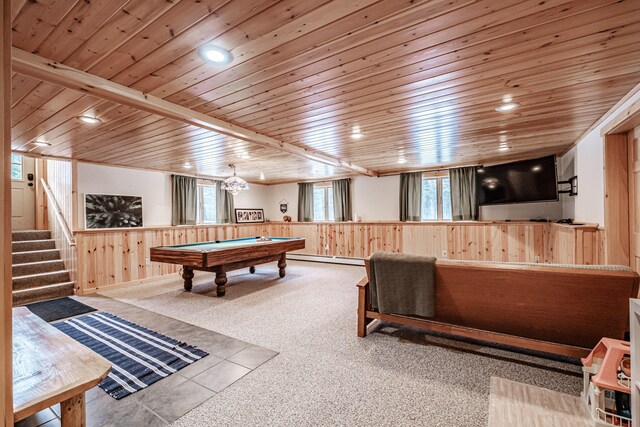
top-left (11, 153), bottom-right (22, 180)
top-left (197, 183), bottom-right (217, 224)
top-left (421, 174), bottom-right (452, 221)
top-left (313, 184), bottom-right (334, 221)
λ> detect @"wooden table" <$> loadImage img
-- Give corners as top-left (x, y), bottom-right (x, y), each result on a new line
top-left (150, 236), bottom-right (305, 296)
top-left (13, 307), bottom-right (111, 426)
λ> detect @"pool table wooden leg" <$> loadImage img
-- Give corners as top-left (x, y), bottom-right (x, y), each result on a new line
top-left (215, 271), bottom-right (227, 297)
top-left (182, 267), bottom-right (194, 291)
top-left (278, 253), bottom-right (287, 278)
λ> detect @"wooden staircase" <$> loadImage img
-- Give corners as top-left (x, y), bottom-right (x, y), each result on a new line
top-left (12, 230), bottom-right (74, 305)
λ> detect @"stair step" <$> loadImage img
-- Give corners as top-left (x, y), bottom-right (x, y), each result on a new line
top-left (12, 230), bottom-right (51, 242)
top-left (12, 260), bottom-right (66, 276)
top-left (13, 270), bottom-right (71, 291)
top-left (12, 249), bottom-right (61, 264)
top-left (12, 239), bottom-right (56, 252)
top-left (12, 282), bottom-right (75, 306)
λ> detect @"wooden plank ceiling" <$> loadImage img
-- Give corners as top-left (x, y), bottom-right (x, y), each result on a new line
top-left (9, 0), bottom-right (640, 183)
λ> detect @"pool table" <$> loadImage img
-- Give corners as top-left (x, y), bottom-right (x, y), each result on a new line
top-left (149, 236), bottom-right (305, 296)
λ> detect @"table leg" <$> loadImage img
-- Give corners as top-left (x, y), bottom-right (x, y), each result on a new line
top-left (278, 253), bottom-right (287, 278)
top-left (182, 266), bottom-right (194, 291)
top-left (249, 266), bottom-right (256, 274)
top-left (215, 271), bottom-right (227, 297)
top-left (61, 392), bottom-right (85, 427)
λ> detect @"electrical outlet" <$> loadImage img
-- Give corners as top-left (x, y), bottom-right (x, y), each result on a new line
top-left (442, 250), bottom-right (447, 257)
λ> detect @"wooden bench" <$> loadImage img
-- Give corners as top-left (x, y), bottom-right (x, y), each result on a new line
top-left (357, 259), bottom-right (640, 358)
top-left (13, 307), bottom-right (111, 426)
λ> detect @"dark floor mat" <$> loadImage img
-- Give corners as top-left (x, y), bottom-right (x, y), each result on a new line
top-left (26, 297), bottom-right (97, 322)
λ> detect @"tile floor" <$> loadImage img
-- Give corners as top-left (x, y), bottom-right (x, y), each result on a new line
top-left (15, 295), bottom-right (278, 427)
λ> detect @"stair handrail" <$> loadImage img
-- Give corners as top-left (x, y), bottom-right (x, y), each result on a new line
top-left (40, 178), bottom-right (76, 247)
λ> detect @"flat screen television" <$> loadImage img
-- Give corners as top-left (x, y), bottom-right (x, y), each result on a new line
top-left (477, 155), bottom-right (558, 206)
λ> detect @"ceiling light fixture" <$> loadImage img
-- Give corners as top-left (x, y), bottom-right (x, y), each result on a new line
top-left (495, 102), bottom-right (520, 112)
top-left (222, 164), bottom-right (249, 196)
top-left (199, 45), bottom-right (233, 65)
top-left (77, 115), bottom-right (102, 125)
top-left (259, 172), bottom-right (266, 181)
top-left (32, 136), bottom-right (51, 147)
top-left (183, 162), bottom-right (193, 169)
top-left (351, 125), bottom-right (364, 140)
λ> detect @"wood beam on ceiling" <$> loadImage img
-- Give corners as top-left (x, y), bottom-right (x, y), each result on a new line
top-left (11, 48), bottom-right (377, 177)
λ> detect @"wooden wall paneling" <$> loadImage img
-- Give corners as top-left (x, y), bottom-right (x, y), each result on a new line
top-left (1, 0), bottom-right (11, 423)
top-left (45, 159), bottom-right (77, 284)
top-left (71, 159), bottom-right (78, 231)
top-left (604, 133), bottom-right (631, 266)
top-left (627, 124), bottom-right (640, 273)
top-left (73, 222), bottom-right (608, 294)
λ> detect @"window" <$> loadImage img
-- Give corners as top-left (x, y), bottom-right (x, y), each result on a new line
top-left (313, 184), bottom-right (334, 221)
top-left (11, 154), bottom-right (22, 180)
top-left (197, 183), bottom-right (217, 224)
top-left (421, 174), bottom-right (452, 221)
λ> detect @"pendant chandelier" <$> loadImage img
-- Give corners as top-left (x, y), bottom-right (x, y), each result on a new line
top-left (221, 163), bottom-right (249, 196)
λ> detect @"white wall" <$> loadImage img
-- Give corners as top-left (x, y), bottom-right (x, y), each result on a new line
top-left (560, 87), bottom-right (640, 226)
top-left (77, 163), bottom-right (269, 228)
top-left (264, 174), bottom-right (563, 222)
top-left (265, 182), bottom-right (298, 221)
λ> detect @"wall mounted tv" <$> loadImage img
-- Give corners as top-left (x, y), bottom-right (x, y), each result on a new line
top-left (477, 155), bottom-right (558, 206)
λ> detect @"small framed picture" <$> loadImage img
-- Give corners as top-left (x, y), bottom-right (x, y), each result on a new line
top-left (235, 208), bottom-right (265, 223)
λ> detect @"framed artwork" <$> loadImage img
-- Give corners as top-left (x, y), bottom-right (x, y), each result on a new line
top-left (235, 208), bottom-right (265, 224)
top-left (84, 194), bottom-right (143, 229)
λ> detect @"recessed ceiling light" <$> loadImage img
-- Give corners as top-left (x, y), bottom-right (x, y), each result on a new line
top-left (183, 162), bottom-right (193, 169)
top-left (32, 136), bottom-right (51, 147)
top-left (199, 45), bottom-right (233, 65)
top-left (351, 132), bottom-right (364, 140)
top-left (31, 140), bottom-right (51, 147)
top-left (77, 115), bottom-right (102, 125)
top-left (495, 102), bottom-right (520, 112)
top-left (259, 172), bottom-right (266, 181)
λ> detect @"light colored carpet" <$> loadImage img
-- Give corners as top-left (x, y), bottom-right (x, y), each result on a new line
top-left (488, 377), bottom-right (590, 427)
top-left (98, 261), bottom-right (583, 426)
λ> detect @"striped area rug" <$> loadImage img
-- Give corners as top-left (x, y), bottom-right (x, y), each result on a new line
top-left (54, 312), bottom-right (209, 399)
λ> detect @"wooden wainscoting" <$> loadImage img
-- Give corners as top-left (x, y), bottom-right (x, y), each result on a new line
top-left (75, 224), bottom-right (271, 294)
top-left (74, 221), bottom-right (605, 294)
top-left (45, 159), bottom-right (77, 283)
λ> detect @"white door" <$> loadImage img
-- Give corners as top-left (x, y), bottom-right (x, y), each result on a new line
top-left (11, 154), bottom-right (35, 230)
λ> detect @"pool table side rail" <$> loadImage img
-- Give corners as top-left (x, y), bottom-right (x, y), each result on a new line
top-left (150, 238), bottom-right (305, 268)
top-left (205, 238), bottom-right (305, 267)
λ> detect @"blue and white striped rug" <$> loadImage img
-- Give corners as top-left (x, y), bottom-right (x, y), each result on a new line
top-left (54, 312), bottom-right (209, 399)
